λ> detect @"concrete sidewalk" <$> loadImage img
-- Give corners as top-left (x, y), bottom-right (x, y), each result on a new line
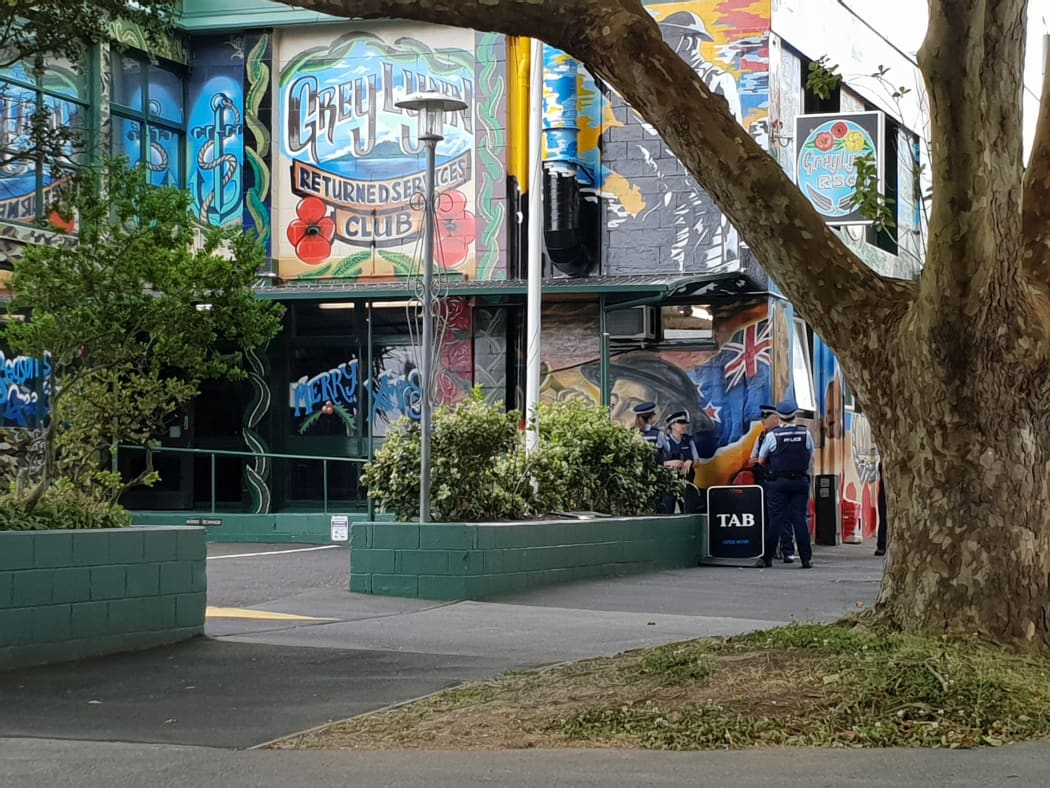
top-left (2, 544), bottom-right (1045, 786)
top-left (3, 737), bottom-right (1046, 787)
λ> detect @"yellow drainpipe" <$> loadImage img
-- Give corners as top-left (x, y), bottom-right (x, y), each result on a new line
top-left (507, 36), bottom-right (533, 192)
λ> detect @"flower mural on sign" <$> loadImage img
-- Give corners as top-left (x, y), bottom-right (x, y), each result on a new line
top-left (435, 189), bottom-right (476, 269)
top-left (796, 112), bottom-right (881, 222)
top-left (287, 196), bottom-right (335, 264)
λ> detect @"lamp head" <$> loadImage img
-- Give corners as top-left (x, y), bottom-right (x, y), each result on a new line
top-left (395, 92), bottom-right (469, 141)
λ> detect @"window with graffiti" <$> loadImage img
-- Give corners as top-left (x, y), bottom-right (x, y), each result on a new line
top-left (285, 300), bottom-right (472, 439)
top-left (0, 349), bottom-right (50, 429)
top-left (289, 346), bottom-right (362, 437)
top-left (0, 55), bottom-right (87, 225)
top-left (110, 51), bottom-right (185, 188)
top-left (187, 37), bottom-right (246, 228)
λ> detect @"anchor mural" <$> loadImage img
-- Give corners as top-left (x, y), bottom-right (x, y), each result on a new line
top-left (192, 92), bottom-right (243, 226)
top-left (187, 43), bottom-right (246, 228)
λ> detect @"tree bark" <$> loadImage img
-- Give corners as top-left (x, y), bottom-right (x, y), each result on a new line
top-left (276, 0), bottom-right (1050, 648)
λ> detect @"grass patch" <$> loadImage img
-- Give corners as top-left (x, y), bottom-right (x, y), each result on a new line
top-left (270, 622), bottom-right (1050, 751)
top-left (632, 643), bottom-right (717, 685)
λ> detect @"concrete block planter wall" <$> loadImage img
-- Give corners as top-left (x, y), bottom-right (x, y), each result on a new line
top-left (350, 514), bottom-right (706, 600)
top-left (131, 512), bottom-right (396, 544)
top-left (0, 526), bottom-right (207, 670)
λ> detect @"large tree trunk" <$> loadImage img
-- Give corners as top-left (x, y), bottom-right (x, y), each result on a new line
top-left (867, 344), bottom-right (1050, 646)
top-left (279, 0), bottom-right (1050, 648)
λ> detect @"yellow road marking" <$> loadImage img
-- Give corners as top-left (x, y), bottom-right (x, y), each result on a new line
top-left (205, 606), bottom-right (337, 622)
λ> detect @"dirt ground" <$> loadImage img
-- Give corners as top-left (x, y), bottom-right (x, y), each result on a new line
top-left (268, 646), bottom-right (821, 751)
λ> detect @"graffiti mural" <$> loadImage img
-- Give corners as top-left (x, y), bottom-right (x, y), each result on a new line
top-left (540, 301), bottom-right (787, 490)
top-left (0, 351), bottom-right (51, 428)
top-left (0, 61), bottom-right (84, 224)
top-left (549, 0), bottom-right (769, 275)
top-left (275, 26), bottom-right (506, 281)
top-left (188, 38), bottom-right (246, 227)
top-left (289, 298), bottom-right (473, 437)
top-left (243, 33), bottom-right (273, 253)
top-left (812, 334), bottom-right (880, 542)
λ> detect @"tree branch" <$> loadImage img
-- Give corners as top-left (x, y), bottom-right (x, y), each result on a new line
top-left (276, 0), bottom-right (910, 366)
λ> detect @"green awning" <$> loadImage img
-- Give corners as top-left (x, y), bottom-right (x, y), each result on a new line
top-left (254, 272), bottom-right (761, 304)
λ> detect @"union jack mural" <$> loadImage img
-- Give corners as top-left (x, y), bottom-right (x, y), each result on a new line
top-left (723, 320), bottom-right (773, 389)
top-left (691, 318), bottom-right (775, 448)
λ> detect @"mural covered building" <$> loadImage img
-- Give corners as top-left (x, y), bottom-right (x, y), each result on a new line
top-left (0, 0), bottom-right (926, 543)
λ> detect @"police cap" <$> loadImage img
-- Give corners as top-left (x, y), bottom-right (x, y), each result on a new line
top-left (759, 403), bottom-right (777, 416)
top-left (775, 400), bottom-right (798, 419)
top-left (633, 401), bottom-right (657, 416)
top-left (665, 410), bottom-right (689, 427)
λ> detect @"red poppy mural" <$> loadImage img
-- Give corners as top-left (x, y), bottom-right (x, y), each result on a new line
top-left (435, 189), bottom-right (476, 269)
top-left (287, 196), bottom-right (335, 264)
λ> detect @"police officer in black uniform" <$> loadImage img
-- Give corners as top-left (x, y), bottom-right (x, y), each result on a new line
top-left (633, 401), bottom-right (668, 462)
top-left (750, 404), bottom-right (795, 562)
top-left (755, 400), bottom-right (814, 568)
top-left (660, 410), bottom-right (701, 514)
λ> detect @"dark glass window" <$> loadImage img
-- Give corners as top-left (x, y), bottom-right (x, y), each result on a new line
top-left (110, 51), bottom-right (185, 188)
top-left (0, 55), bottom-right (87, 224)
top-left (288, 346), bottom-right (361, 438)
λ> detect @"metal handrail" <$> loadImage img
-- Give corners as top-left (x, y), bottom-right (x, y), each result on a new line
top-left (117, 444), bottom-right (368, 514)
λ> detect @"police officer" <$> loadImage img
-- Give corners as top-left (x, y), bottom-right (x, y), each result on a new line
top-left (755, 400), bottom-right (814, 568)
top-left (661, 410), bottom-right (701, 514)
top-left (750, 404), bottom-right (795, 563)
top-left (633, 401), bottom-right (668, 461)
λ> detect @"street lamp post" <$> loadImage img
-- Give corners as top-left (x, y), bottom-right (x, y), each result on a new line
top-left (395, 92), bottom-right (468, 524)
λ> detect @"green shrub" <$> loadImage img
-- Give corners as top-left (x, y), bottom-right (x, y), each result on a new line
top-left (0, 478), bottom-right (131, 531)
top-left (535, 399), bottom-right (676, 516)
top-left (362, 391), bottom-right (677, 522)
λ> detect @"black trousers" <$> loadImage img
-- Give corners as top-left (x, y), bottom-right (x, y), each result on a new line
top-left (876, 462), bottom-right (888, 552)
top-left (660, 483), bottom-right (703, 514)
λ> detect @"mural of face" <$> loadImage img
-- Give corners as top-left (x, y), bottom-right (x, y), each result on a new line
top-left (597, 354), bottom-right (715, 435)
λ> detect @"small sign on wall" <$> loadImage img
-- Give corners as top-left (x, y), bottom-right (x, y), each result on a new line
top-left (795, 111), bottom-right (885, 225)
top-left (705, 485), bottom-right (764, 564)
top-left (330, 515), bottom-right (349, 542)
top-left (186, 518), bottom-right (222, 527)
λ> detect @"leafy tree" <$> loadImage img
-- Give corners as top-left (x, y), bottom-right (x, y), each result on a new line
top-left (0, 1), bottom-right (179, 178)
top-left (2, 160), bottom-right (282, 508)
top-left (280, 0), bottom-right (1050, 649)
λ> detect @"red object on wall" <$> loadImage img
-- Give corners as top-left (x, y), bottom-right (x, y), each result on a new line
top-left (860, 482), bottom-right (878, 540)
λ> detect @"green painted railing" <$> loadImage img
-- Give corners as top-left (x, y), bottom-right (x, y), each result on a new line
top-left (116, 445), bottom-right (369, 515)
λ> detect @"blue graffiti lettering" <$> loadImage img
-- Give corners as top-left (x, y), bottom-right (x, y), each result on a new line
top-left (371, 367), bottom-right (421, 423)
top-left (0, 351), bottom-right (49, 427)
top-left (293, 359), bottom-right (360, 417)
top-left (2, 384), bottom-right (37, 427)
top-left (290, 357), bottom-right (422, 425)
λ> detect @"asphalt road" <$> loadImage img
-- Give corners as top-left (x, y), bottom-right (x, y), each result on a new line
top-left (204, 543), bottom-right (349, 608)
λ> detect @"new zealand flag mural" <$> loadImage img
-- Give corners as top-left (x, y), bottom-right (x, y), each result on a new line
top-left (691, 319), bottom-right (774, 448)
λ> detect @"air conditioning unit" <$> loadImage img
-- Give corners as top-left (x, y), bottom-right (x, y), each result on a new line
top-left (607, 305), bottom-right (657, 341)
